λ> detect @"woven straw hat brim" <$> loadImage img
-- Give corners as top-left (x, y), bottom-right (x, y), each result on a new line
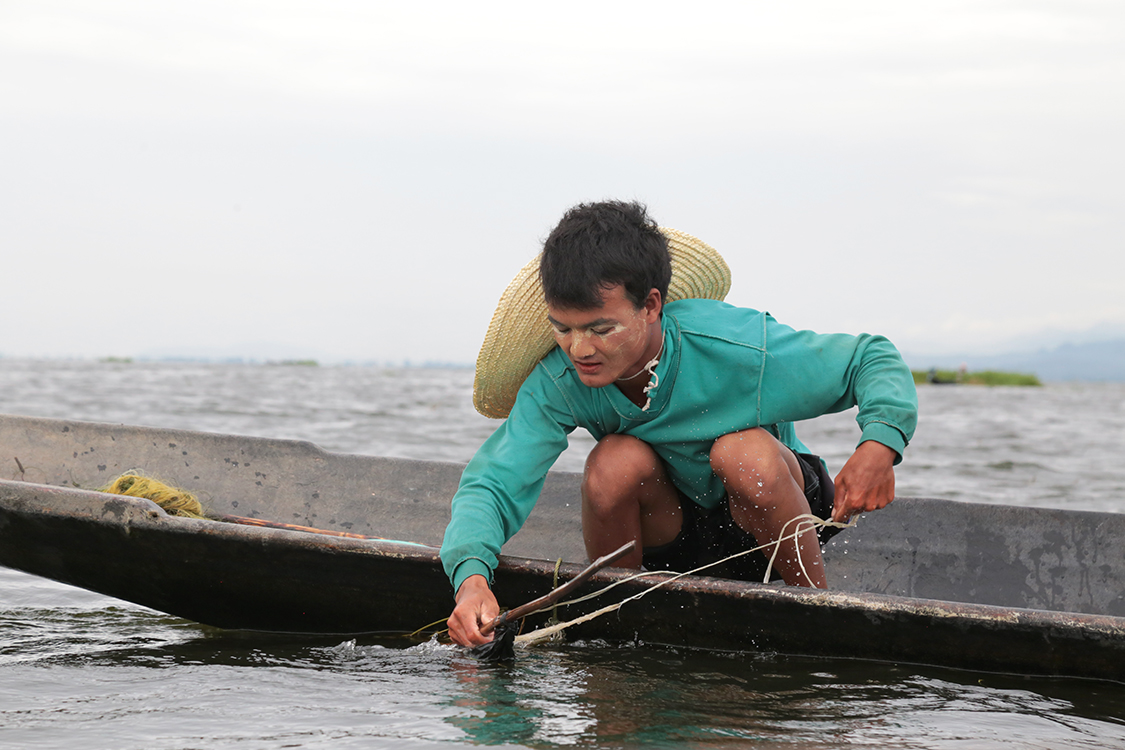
top-left (472, 227), bottom-right (732, 419)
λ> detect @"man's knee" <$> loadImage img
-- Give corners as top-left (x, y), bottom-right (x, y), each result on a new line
top-left (584, 435), bottom-right (660, 496)
top-left (709, 428), bottom-right (802, 495)
top-left (583, 435), bottom-right (669, 518)
top-left (710, 428), bottom-right (782, 476)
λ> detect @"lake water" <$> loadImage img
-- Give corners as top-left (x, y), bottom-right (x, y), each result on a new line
top-left (1, 359), bottom-right (1124, 749)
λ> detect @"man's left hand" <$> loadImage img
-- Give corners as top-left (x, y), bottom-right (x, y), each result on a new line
top-left (831, 440), bottom-right (898, 523)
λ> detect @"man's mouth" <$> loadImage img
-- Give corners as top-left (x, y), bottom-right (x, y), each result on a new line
top-left (574, 361), bottom-right (601, 375)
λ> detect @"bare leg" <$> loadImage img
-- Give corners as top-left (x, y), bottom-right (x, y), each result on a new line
top-left (710, 428), bottom-right (827, 588)
top-left (582, 434), bottom-right (682, 568)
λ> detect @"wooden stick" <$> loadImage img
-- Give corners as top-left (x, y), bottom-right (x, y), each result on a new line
top-left (480, 540), bottom-right (637, 636)
top-left (209, 513), bottom-right (384, 540)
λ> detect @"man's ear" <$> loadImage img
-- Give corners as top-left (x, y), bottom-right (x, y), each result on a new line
top-left (644, 288), bottom-right (663, 322)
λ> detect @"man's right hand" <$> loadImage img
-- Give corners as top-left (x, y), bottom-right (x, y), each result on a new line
top-left (447, 574), bottom-right (500, 647)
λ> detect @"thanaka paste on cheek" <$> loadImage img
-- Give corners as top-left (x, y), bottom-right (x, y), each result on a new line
top-left (559, 321), bottom-right (635, 356)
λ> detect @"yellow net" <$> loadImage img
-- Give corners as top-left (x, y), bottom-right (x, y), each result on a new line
top-left (100, 472), bottom-right (206, 519)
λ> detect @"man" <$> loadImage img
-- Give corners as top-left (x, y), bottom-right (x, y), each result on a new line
top-left (442, 201), bottom-right (917, 647)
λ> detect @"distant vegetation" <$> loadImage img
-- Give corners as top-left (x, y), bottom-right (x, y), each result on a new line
top-left (912, 369), bottom-right (1041, 386)
top-left (98, 356), bottom-right (133, 364)
top-left (276, 359), bottom-right (319, 366)
top-left (906, 337), bottom-right (1125, 382)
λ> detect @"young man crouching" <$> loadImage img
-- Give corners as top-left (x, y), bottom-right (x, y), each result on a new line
top-left (441, 201), bottom-right (917, 647)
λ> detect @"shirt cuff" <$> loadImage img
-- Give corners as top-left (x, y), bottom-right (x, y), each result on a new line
top-left (858, 420), bottom-right (908, 464)
top-left (451, 558), bottom-right (493, 594)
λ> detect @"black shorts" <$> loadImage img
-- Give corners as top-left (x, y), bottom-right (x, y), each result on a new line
top-left (641, 452), bottom-right (839, 583)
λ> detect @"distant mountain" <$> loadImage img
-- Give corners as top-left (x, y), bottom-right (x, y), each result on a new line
top-left (904, 338), bottom-right (1125, 383)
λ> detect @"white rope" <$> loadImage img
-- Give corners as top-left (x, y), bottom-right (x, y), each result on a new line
top-left (515, 513), bottom-right (855, 647)
top-left (616, 338), bottom-right (664, 382)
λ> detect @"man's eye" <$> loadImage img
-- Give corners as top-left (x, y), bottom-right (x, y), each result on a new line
top-left (592, 328), bottom-right (613, 336)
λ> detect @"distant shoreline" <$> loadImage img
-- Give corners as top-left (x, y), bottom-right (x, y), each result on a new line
top-left (912, 369), bottom-right (1041, 386)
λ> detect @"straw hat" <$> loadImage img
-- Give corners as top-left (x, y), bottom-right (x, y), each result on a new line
top-left (473, 227), bottom-right (732, 418)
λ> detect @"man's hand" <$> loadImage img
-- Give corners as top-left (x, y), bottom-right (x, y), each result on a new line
top-left (831, 440), bottom-right (898, 523)
top-left (447, 574), bottom-right (500, 647)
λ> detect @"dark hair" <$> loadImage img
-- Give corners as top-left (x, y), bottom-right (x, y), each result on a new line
top-left (539, 201), bottom-right (671, 310)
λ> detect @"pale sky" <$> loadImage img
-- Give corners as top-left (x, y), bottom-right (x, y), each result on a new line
top-left (3, 1), bottom-right (1123, 363)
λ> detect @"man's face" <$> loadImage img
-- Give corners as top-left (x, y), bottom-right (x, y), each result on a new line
top-left (546, 284), bottom-right (661, 389)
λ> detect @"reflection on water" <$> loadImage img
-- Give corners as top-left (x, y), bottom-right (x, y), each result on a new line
top-left (2, 361), bottom-right (1125, 748)
top-left (439, 646), bottom-right (1125, 749)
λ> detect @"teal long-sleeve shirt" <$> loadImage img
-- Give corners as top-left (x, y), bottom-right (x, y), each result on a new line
top-left (441, 299), bottom-right (918, 592)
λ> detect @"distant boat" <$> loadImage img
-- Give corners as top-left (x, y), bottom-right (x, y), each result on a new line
top-left (926, 367), bottom-right (958, 384)
top-left (1, 414), bottom-right (1122, 681)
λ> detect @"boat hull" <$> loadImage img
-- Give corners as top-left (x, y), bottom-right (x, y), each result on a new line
top-left (2, 414), bottom-right (1125, 681)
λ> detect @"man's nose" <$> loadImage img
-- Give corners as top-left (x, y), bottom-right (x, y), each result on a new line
top-left (569, 333), bottom-right (596, 359)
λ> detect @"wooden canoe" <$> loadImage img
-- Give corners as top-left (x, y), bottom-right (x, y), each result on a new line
top-left (1, 413), bottom-right (1123, 681)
